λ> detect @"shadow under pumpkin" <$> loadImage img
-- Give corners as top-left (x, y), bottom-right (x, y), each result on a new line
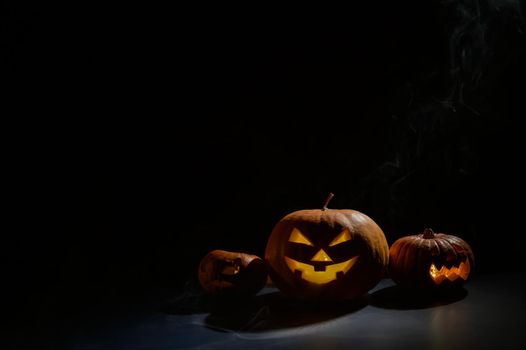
top-left (161, 282), bottom-right (468, 332)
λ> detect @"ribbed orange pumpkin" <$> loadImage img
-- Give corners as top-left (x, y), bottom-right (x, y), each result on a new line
top-left (265, 194), bottom-right (389, 301)
top-left (389, 228), bottom-right (474, 288)
top-left (198, 250), bottom-right (267, 297)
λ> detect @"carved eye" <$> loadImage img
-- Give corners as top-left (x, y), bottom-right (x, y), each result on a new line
top-left (288, 228), bottom-right (314, 246)
top-left (329, 229), bottom-right (351, 247)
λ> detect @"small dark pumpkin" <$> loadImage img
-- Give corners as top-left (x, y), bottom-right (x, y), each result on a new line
top-left (389, 228), bottom-right (474, 288)
top-left (198, 250), bottom-right (267, 297)
top-left (265, 193), bottom-right (389, 301)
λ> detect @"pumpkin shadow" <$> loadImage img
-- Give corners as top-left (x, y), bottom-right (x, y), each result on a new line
top-left (160, 285), bottom-right (367, 332)
top-left (202, 290), bottom-right (368, 332)
top-left (368, 285), bottom-right (468, 310)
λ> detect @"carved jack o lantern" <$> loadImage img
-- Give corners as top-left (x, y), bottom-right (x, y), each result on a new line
top-left (198, 250), bottom-right (267, 297)
top-left (265, 194), bottom-right (389, 301)
top-left (389, 228), bottom-right (474, 288)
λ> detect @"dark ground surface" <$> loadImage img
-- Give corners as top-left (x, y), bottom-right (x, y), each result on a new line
top-left (12, 272), bottom-right (525, 349)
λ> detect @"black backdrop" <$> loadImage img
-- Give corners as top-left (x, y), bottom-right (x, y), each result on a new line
top-left (4, 1), bottom-right (526, 310)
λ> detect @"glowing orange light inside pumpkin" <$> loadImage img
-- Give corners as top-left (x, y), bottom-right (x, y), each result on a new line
top-left (429, 259), bottom-right (471, 285)
top-left (285, 256), bottom-right (359, 284)
top-left (285, 227), bottom-right (359, 284)
top-left (288, 228), bottom-right (314, 246)
top-left (311, 249), bottom-right (333, 262)
top-left (329, 229), bottom-right (351, 246)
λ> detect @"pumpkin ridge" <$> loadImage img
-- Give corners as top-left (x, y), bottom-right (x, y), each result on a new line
top-left (395, 239), bottom-right (413, 281)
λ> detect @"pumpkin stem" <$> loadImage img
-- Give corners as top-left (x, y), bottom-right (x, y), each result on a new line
top-left (322, 193), bottom-right (335, 211)
top-left (422, 228), bottom-right (435, 239)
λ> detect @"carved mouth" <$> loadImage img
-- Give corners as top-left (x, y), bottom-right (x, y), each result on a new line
top-left (429, 259), bottom-right (471, 284)
top-left (285, 256), bottom-right (359, 284)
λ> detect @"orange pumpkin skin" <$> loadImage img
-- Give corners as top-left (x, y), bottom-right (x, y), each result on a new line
top-left (198, 250), bottom-right (267, 297)
top-left (389, 229), bottom-right (474, 289)
top-left (265, 209), bottom-right (389, 301)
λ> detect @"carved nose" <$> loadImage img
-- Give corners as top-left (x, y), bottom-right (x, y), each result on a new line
top-left (311, 249), bottom-right (333, 262)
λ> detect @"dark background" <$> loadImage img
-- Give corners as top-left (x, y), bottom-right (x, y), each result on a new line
top-left (3, 0), bottom-right (526, 345)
